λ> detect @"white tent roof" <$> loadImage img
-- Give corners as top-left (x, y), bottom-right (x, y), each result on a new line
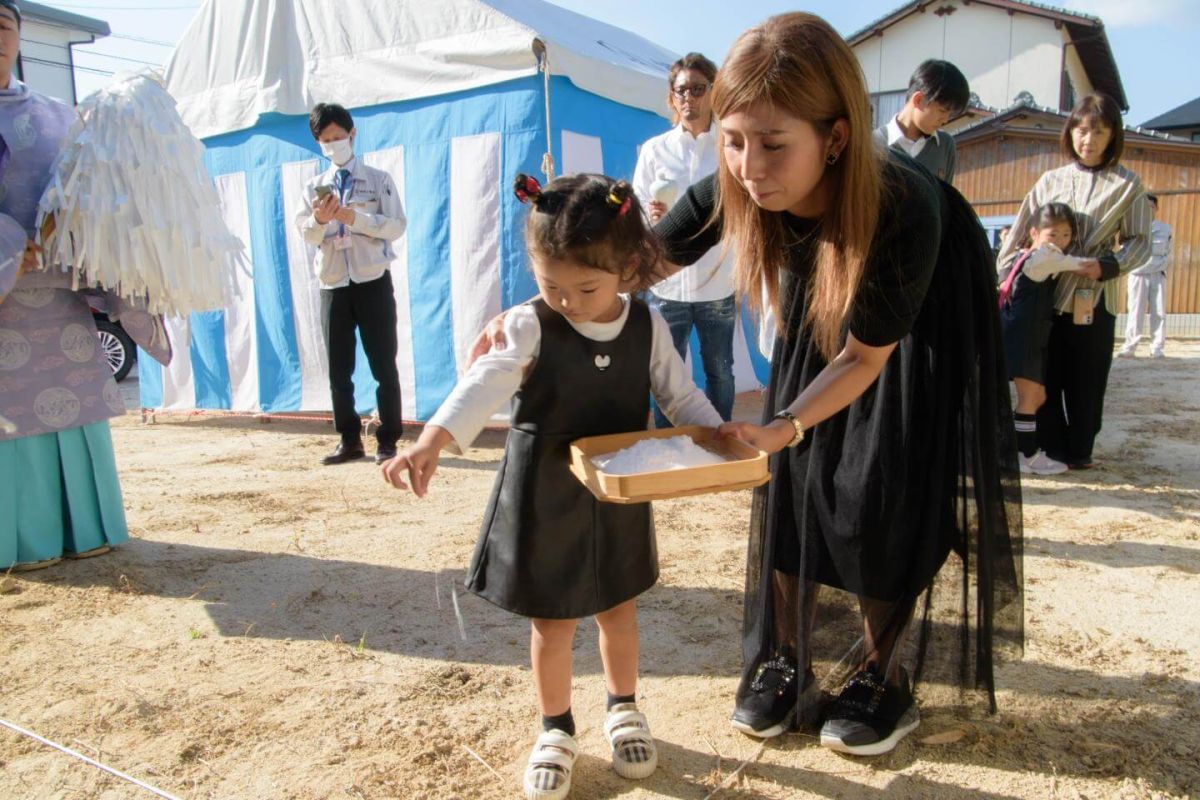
top-left (164, 0), bottom-right (678, 140)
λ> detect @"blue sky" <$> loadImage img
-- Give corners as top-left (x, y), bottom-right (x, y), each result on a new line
top-left (56, 0), bottom-right (1200, 124)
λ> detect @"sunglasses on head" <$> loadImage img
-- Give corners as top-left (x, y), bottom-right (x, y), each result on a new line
top-left (671, 83), bottom-right (709, 99)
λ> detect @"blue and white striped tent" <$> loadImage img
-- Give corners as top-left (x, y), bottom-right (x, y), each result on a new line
top-left (151, 0), bottom-right (768, 421)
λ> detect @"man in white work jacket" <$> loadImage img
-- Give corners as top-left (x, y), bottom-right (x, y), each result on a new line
top-left (1119, 194), bottom-right (1172, 359)
top-left (297, 103), bottom-right (407, 465)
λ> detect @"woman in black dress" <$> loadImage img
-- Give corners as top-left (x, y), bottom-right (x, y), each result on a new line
top-left (654, 13), bottom-right (1023, 755)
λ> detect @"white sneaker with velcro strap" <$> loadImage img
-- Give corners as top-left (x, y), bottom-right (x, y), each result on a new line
top-left (604, 703), bottom-right (658, 780)
top-left (523, 729), bottom-right (578, 800)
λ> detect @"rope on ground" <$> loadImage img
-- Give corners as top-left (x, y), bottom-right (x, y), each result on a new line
top-left (0, 717), bottom-right (182, 800)
top-left (140, 407), bottom-right (339, 424)
top-left (135, 408), bottom-right (510, 431)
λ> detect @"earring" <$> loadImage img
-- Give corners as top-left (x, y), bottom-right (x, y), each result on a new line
top-left (825, 151), bottom-right (840, 166)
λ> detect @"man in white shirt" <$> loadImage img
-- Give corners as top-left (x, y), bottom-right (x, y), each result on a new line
top-left (633, 52), bottom-right (736, 426)
top-left (296, 103), bottom-right (407, 465)
top-left (1120, 195), bottom-right (1171, 358)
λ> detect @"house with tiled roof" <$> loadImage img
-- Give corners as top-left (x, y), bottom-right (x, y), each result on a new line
top-left (1142, 97), bottom-right (1200, 143)
top-left (16, 0), bottom-right (110, 105)
top-left (952, 102), bottom-right (1200, 330)
top-left (847, 0), bottom-right (1126, 130)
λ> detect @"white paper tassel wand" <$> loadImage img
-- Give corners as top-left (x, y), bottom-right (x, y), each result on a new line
top-left (37, 70), bottom-right (245, 316)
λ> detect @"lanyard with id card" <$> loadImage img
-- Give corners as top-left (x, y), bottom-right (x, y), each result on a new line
top-left (1072, 288), bottom-right (1094, 326)
top-left (334, 169), bottom-right (354, 251)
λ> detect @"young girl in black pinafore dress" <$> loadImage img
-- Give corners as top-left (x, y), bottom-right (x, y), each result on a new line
top-left (998, 203), bottom-right (1088, 476)
top-left (381, 174), bottom-right (722, 800)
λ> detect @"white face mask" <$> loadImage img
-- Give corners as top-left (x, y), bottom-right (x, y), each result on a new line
top-left (320, 137), bottom-right (354, 166)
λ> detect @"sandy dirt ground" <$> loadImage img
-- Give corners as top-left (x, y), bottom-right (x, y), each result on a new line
top-left (2, 342), bottom-right (1198, 800)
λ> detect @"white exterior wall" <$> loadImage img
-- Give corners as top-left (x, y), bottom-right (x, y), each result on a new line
top-left (969, 8), bottom-right (1062, 109)
top-left (859, 34), bottom-right (884, 93)
top-left (19, 19), bottom-right (82, 104)
top-left (853, 1), bottom-right (1066, 111)
top-left (872, 11), bottom-right (941, 95)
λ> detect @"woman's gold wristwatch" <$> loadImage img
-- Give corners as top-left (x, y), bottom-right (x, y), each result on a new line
top-left (773, 410), bottom-right (805, 448)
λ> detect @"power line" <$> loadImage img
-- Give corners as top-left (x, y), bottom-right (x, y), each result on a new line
top-left (40, 3), bottom-right (197, 9)
top-left (21, 55), bottom-right (114, 76)
top-left (75, 48), bottom-right (162, 67)
top-left (110, 33), bottom-right (174, 47)
top-left (24, 37), bottom-right (161, 66)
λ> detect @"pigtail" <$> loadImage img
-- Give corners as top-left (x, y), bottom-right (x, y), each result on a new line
top-left (605, 181), bottom-right (634, 218)
top-left (513, 173), bottom-right (543, 205)
top-left (514, 172), bottom-right (568, 215)
top-left (520, 173), bottom-right (662, 291)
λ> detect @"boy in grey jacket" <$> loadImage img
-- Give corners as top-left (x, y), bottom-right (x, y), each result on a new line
top-left (873, 59), bottom-right (970, 183)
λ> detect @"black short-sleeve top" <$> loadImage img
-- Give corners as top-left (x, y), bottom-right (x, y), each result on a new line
top-left (655, 152), bottom-right (943, 348)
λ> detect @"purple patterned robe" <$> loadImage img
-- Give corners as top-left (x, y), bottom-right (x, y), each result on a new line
top-left (0, 79), bottom-right (170, 442)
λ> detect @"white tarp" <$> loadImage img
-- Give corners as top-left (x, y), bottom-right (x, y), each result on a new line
top-left (164, 0), bottom-right (677, 139)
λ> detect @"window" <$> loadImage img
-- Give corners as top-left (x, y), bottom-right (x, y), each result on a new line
top-left (1060, 71), bottom-right (1075, 112)
top-left (869, 91), bottom-right (906, 127)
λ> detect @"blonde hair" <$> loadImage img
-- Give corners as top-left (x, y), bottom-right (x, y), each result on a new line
top-left (711, 13), bottom-right (883, 358)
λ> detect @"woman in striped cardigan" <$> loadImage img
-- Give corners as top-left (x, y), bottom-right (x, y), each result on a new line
top-left (996, 93), bottom-right (1152, 470)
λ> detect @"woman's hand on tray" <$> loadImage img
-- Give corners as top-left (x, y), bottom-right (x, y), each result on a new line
top-left (717, 419), bottom-right (795, 455)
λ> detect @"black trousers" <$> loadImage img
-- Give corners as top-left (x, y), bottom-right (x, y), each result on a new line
top-left (1038, 303), bottom-right (1115, 464)
top-left (319, 272), bottom-right (402, 446)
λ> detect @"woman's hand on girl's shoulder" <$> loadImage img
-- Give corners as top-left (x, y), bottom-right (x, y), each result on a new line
top-left (467, 310), bottom-right (512, 367)
top-left (718, 419), bottom-right (794, 455)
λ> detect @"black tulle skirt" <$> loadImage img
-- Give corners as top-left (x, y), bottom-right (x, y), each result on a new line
top-left (737, 182), bottom-right (1024, 714)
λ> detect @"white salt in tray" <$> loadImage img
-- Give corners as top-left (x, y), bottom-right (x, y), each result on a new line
top-left (569, 425), bottom-right (769, 504)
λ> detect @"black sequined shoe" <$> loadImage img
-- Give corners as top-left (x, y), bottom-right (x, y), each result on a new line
top-left (819, 667), bottom-right (919, 756)
top-left (730, 655), bottom-right (814, 738)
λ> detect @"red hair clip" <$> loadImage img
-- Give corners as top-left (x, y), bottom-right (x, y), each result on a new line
top-left (514, 173), bottom-right (543, 204)
top-left (607, 185), bottom-right (632, 217)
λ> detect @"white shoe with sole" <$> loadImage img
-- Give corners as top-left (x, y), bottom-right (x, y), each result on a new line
top-left (1019, 450), bottom-right (1068, 475)
top-left (604, 703), bottom-right (658, 780)
top-left (523, 729), bottom-right (577, 800)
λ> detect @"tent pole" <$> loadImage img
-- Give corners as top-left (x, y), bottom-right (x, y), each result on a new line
top-left (534, 38), bottom-right (555, 181)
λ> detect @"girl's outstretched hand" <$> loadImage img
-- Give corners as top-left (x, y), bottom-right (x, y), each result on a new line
top-left (380, 427), bottom-right (452, 497)
top-left (718, 419), bottom-right (794, 455)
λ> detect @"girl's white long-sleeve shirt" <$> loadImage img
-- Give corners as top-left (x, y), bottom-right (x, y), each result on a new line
top-left (1020, 245), bottom-right (1089, 283)
top-left (429, 296), bottom-right (724, 454)
top-left (996, 162), bottom-right (1152, 315)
